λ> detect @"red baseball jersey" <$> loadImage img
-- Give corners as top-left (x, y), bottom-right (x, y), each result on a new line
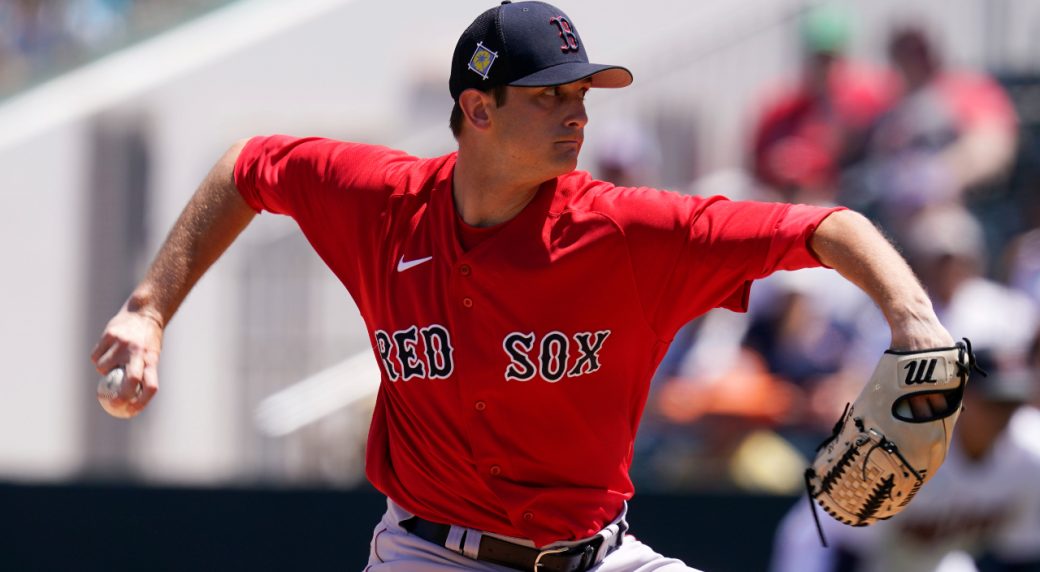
top-left (235, 135), bottom-right (841, 546)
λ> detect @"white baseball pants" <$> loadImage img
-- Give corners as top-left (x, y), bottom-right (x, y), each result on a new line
top-left (364, 498), bottom-right (701, 571)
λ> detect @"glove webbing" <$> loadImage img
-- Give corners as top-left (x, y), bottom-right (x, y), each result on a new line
top-left (805, 418), bottom-right (926, 545)
top-left (804, 403), bottom-right (853, 548)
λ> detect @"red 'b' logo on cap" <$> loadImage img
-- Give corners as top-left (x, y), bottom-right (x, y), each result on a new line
top-left (549, 17), bottom-right (579, 53)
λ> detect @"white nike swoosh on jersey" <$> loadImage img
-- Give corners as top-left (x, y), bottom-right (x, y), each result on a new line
top-left (397, 255), bottom-right (433, 272)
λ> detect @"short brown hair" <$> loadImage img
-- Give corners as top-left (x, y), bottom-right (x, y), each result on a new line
top-left (449, 85), bottom-right (509, 138)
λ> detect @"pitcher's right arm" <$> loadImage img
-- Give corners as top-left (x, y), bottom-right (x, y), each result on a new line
top-left (90, 140), bottom-right (255, 417)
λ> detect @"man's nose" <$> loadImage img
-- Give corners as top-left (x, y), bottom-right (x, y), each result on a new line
top-left (565, 99), bottom-right (588, 129)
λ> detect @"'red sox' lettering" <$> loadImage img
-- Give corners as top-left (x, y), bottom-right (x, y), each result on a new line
top-left (503, 330), bottom-right (611, 382)
top-left (375, 326), bottom-right (610, 383)
top-left (375, 325), bottom-right (454, 382)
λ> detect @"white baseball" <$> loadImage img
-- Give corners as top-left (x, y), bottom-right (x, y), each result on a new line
top-left (97, 366), bottom-right (140, 419)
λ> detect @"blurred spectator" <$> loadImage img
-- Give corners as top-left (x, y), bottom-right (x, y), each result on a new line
top-left (1005, 228), bottom-right (1040, 310)
top-left (749, 4), bottom-right (896, 204)
top-left (65, 0), bottom-right (131, 48)
top-left (645, 269), bottom-right (878, 492)
top-left (739, 269), bottom-right (883, 447)
top-left (841, 25), bottom-right (1018, 242)
top-left (0, 1), bottom-right (76, 94)
top-left (0, 0), bottom-right (226, 99)
top-left (770, 347), bottom-right (1040, 572)
top-left (742, 271), bottom-right (860, 389)
top-left (592, 118), bottom-right (662, 188)
top-left (903, 206), bottom-right (1037, 355)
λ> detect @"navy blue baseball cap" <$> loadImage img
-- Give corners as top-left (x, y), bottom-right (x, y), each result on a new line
top-left (449, 1), bottom-right (633, 101)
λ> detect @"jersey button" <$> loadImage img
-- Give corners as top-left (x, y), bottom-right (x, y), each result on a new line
top-left (522, 512), bottom-right (534, 521)
top-left (475, 401), bottom-right (486, 411)
top-left (459, 264), bottom-right (471, 276)
top-left (462, 297), bottom-right (473, 308)
top-left (490, 465), bottom-right (501, 476)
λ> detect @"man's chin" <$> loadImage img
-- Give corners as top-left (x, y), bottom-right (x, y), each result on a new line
top-left (551, 155), bottom-right (580, 176)
top-left (528, 153), bottom-right (580, 183)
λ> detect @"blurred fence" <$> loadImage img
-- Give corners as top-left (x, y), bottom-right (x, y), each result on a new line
top-left (0, 481), bottom-right (794, 571)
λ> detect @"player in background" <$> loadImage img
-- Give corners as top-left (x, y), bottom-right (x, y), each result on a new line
top-left (91, 2), bottom-right (955, 570)
top-left (770, 345), bottom-right (1040, 572)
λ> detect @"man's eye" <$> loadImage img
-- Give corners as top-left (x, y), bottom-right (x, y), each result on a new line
top-left (543, 87), bottom-right (558, 96)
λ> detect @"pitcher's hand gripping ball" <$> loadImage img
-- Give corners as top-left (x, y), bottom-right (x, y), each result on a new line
top-left (97, 366), bottom-right (141, 419)
top-left (805, 339), bottom-right (982, 538)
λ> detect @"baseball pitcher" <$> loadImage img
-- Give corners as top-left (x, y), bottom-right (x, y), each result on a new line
top-left (91, 2), bottom-right (966, 570)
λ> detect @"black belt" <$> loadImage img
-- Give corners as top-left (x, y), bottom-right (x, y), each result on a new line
top-left (401, 516), bottom-right (625, 572)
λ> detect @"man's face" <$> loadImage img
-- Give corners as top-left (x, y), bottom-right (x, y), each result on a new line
top-left (488, 79), bottom-right (591, 181)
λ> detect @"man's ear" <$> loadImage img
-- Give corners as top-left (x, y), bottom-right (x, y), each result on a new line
top-left (459, 89), bottom-right (493, 131)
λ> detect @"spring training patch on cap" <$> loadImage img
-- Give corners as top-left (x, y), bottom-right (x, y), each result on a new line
top-left (468, 42), bottom-right (497, 80)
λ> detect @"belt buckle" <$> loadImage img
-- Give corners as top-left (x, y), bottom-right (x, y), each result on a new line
top-left (533, 546), bottom-right (569, 571)
top-left (532, 543), bottom-right (596, 572)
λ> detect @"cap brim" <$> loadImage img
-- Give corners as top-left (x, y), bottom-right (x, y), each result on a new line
top-left (508, 62), bottom-right (633, 89)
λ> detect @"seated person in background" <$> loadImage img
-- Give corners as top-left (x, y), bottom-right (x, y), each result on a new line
top-left (902, 206), bottom-right (1037, 356)
top-left (841, 25), bottom-right (1017, 240)
top-left (749, 4), bottom-right (896, 204)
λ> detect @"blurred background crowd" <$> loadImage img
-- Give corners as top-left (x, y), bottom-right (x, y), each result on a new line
top-left (0, 0), bottom-right (228, 97)
top-left (622, 5), bottom-right (1040, 569)
top-left (2, 0), bottom-right (1040, 570)
top-left (633, 2), bottom-right (1040, 495)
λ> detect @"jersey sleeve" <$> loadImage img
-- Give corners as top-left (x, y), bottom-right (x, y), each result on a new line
top-left (233, 135), bottom-right (419, 292)
top-left (234, 135), bottom-right (415, 218)
top-left (602, 187), bottom-right (842, 338)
